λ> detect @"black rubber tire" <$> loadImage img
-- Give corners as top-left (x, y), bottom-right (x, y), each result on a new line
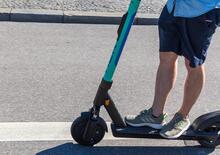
top-left (198, 123), bottom-right (220, 148)
top-left (71, 116), bottom-right (105, 146)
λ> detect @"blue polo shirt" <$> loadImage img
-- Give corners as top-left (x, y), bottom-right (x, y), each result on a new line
top-left (167, 0), bottom-right (220, 18)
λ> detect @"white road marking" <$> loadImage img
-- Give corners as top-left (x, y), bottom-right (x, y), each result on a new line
top-left (0, 122), bottom-right (126, 141)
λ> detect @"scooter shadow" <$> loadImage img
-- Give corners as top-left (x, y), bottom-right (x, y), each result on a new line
top-left (36, 142), bottom-right (215, 155)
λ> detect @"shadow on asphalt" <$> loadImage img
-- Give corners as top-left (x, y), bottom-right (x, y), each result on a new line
top-left (36, 142), bottom-right (216, 155)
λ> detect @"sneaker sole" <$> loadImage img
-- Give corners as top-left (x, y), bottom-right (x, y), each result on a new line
top-left (160, 122), bottom-right (190, 139)
top-left (125, 121), bottom-right (165, 129)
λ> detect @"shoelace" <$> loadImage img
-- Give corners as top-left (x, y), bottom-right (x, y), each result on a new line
top-left (174, 121), bottom-right (185, 128)
top-left (164, 115), bottom-right (182, 128)
top-left (137, 109), bottom-right (149, 117)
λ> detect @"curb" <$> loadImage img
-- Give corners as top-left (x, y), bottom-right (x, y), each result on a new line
top-left (0, 8), bottom-right (159, 25)
top-left (0, 8), bottom-right (11, 21)
top-left (11, 9), bottom-right (63, 23)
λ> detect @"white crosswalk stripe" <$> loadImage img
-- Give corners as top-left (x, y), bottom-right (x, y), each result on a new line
top-left (0, 122), bottom-right (128, 141)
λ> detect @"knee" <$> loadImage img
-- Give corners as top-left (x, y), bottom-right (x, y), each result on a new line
top-left (159, 52), bottom-right (178, 67)
top-left (184, 59), bottom-right (205, 73)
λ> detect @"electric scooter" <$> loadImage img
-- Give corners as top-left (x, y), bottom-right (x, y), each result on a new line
top-left (71, 0), bottom-right (220, 148)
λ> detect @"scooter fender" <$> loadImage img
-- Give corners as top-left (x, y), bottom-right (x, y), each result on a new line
top-left (192, 110), bottom-right (220, 131)
top-left (80, 111), bottom-right (108, 132)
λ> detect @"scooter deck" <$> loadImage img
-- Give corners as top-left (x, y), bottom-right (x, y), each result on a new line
top-left (111, 124), bottom-right (217, 140)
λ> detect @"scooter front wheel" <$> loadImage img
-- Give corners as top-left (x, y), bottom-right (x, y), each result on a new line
top-left (71, 113), bottom-right (106, 146)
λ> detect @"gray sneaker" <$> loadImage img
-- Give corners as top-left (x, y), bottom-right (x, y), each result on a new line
top-left (160, 113), bottom-right (190, 139)
top-left (125, 108), bottom-right (167, 129)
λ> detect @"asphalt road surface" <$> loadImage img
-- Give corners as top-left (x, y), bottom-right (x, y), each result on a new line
top-left (0, 22), bottom-right (219, 155)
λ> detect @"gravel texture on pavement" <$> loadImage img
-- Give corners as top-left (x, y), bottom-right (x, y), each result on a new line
top-left (0, 0), bottom-right (166, 14)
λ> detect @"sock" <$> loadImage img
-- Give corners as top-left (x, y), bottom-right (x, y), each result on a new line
top-left (152, 113), bottom-right (159, 118)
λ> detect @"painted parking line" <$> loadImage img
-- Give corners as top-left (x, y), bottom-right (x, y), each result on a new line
top-left (0, 122), bottom-right (126, 141)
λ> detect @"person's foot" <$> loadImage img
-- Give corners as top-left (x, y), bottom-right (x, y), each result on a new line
top-left (125, 108), bottom-right (167, 129)
top-left (160, 113), bottom-right (190, 139)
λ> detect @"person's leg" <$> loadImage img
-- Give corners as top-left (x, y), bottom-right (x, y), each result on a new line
top-left (125, 52), bottom-right (178, 129)
top-left (178, 59), bottom-right (205, 118)
top-left (125, 6), bottom-right (180, 129)
top-left (152, 52), bottom-right (178, 117)
top-left (176, 9), bottom-right (219, 118)
top-left (160, 59), bottom-right (205, 139)
top-left (160, 9), bottom-right (218, 139)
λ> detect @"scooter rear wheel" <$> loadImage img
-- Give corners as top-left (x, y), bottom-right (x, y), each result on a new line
top-left (198, 122), bottom-right (220, 148)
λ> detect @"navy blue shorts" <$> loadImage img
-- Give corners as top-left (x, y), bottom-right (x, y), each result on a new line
top-left (159, 7), bottom-right (220, 68)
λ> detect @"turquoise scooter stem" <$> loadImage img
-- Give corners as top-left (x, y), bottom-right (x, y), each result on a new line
top-left (103, 0), bottom-right (141, 82)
